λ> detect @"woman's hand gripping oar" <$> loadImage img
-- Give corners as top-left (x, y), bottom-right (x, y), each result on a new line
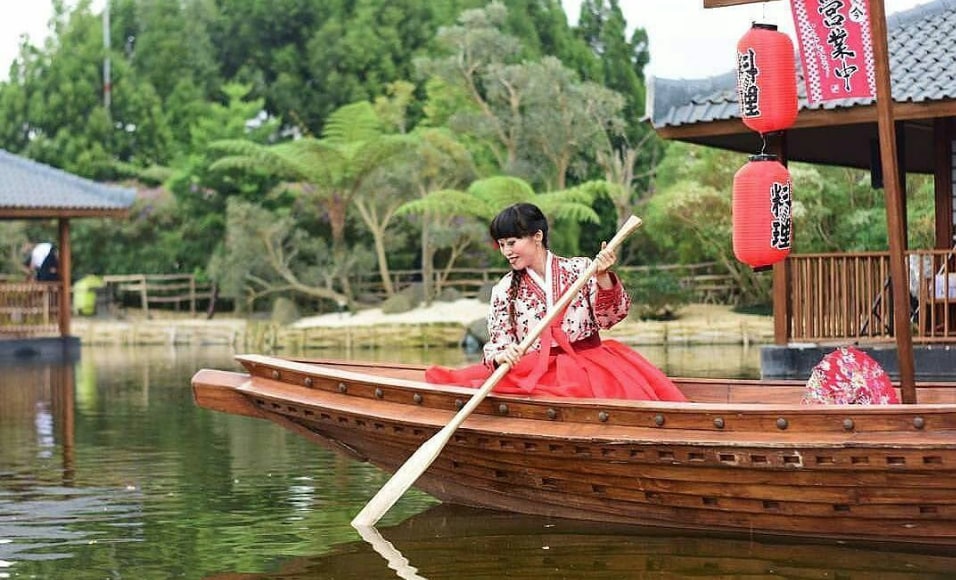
top-left (351, 216), bottom-right (644, 528)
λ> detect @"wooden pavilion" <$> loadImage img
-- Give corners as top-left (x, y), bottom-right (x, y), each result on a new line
top-left (649, 0), bottom-right (956, 379)
top-left (0, 149), bottom-right (136, 361)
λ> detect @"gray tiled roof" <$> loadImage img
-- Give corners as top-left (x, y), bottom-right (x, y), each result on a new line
top-left (649, 0), bottom-right (956, 129)
top-left (0, 149), bottom-right (136, 213)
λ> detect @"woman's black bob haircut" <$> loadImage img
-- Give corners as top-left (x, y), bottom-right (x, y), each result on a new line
top-left (489, 203), bottom-right (549, 248)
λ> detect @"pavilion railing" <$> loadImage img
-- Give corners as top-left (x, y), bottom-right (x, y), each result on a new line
top-left (0, 282), bottom-right (61, 338)
top-left (788, 250), bottom-right (956, 343)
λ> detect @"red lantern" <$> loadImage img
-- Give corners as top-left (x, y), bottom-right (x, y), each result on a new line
top-left (736, 23), bottom-right (798, 134)
top-left (733, 154), bottom-right (792, 271)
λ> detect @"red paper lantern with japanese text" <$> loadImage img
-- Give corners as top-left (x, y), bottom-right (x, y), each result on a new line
top-left (736, 23), bottom-right (798, 134)
top-left (733, 154), bottom-right (792, 271)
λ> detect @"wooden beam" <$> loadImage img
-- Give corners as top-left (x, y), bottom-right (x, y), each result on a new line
top-left (654, 100), bottom-right (956, 141)
top-left (768, 133), bottom-right (791, 345)
top-left (703, 0), bottom-right (781, 7)
top-left (869, 0), bottom-right (916, 403)
top-left (0, 208), bottom-right (131, 220)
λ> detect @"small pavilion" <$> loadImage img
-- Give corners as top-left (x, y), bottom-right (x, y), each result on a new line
top-left (0, 149), bottom-right (136, 361)
top-left (648, 0), bottom-right (956, 379)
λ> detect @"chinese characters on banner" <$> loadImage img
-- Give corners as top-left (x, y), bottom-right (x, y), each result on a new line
top-left (790, 0), bottom-right (877, 103)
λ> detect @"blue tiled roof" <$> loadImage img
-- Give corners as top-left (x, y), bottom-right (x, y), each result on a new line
top-left (0, 149), bottom-right (136, 213)
top-left (649, 0), bottom-right (956, 129)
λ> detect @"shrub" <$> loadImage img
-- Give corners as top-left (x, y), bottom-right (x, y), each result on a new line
top-left (398, 282), bottom-right (424, 306)
top-left (271, 297), bottom-right (300, 325)
top-left (619, 267), bottom-right (691, 321)
top-left (381, 293), bottom-right (414, 314)
top-left (436, 286), bottom-right (462, 302)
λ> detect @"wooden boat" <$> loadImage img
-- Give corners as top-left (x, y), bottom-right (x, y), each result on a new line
top-left (203, 504), bottom-right (956, 579)
top-left (191, 354), bottom-right (956, 547)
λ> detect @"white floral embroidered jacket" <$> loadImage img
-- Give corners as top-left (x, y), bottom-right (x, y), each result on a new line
top-left (482, 253), bottom-right (629, 367)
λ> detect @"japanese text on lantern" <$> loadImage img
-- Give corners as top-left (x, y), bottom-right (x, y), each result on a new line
top-left (737, 48), bottom-right (760, 117)
top-left (770, 181), bottom-right (792, 250)
top-left (790, 0), bottom-right (876, 103)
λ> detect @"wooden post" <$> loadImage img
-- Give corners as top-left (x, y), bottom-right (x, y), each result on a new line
top-left (58, 219), bottom-right (71, 337)
top-left (869, 0), bottom-right (917, 403)
top-left (934, 119), bottom-right (954, 250)
top-left (189, 275), bottom-right (196, 316)
top-left (140, 274), bottom-right (149, 318)
top-left (767, 132), bottom-right (791, 345)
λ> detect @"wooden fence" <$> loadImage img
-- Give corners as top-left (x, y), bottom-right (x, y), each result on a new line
top-left (0, 281), bottom-right (61, 337)
top-left (100, 265), bottom-right (737, 315)
top-left (352, 262), bottom-right (738, 304)
top-left (0, 263), bottom-right (738, 338)
top-left (103, 274), bottom-right (215, 317)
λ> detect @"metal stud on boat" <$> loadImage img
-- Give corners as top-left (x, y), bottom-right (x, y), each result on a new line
top-left (713, 417), bottom-right (725, 429)
top-left (914, 416), bottom-right (926, 430)
top-left (338, 382), bottom-right (347, 393)
top-left (455, 399), bottom-right (464, 410)
top-left (499, 404), bottom-right (509, 415)
top-left (271, 370), bottom-right (280, 379)
top-left (304, 377), bottom-right (313, 387)
top-left (654, 414), bottom-right (665, 426)
top-left (598, 411), bottom-right (609, 423)
top-left (776, 417), bottom-right (789, 430)
top-left (375, 388), bottom-right (384, 399)
top-left (547, 408), bottom-right (557, 420)
top-left (413, 393), bottom-right (423, 404)
top-left (843, 418), bottom-right (855, 431)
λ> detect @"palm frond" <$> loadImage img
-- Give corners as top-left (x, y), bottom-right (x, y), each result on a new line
top-left (208, 139), bottom-right (303, 180)
top-left (396, 189), bottom-right (492, 218)
top-left (467, 175), bottom-right (536, 202)
top-left (271, 139), bottom-right (344, 183)
top-left (540, 201), bottom-right (601, 225)
top-left (322, 101), bottom-right (382, 145)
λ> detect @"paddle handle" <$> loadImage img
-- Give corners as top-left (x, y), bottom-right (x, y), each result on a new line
top-left (351, 215), bottom-right (643, 528)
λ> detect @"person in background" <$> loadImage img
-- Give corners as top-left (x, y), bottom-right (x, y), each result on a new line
top-left (21, 242), bottom-right (60, 282)
top-left (426, 202), bottom-right (686, 401)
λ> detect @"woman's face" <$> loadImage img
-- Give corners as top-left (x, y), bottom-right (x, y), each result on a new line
top-left (496, 231), bottom-right (543, 271)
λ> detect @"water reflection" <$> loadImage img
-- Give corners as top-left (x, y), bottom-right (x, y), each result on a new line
top-left (3, 344), bottom-right (951, 580)
top-left (212, 505), bottom-right (956, 580)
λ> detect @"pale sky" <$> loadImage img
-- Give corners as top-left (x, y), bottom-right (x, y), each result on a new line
top-left (0, 0), bottom-right (934, 82)
top-left (561, 0), bottom-right (932, 79)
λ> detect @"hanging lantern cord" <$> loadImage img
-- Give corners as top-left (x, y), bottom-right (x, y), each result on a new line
top-left (759, 133), bottom-right (768, 155)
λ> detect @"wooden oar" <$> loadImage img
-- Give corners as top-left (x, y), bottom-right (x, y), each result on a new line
top-left (351, 215), bottom-right (644, 527)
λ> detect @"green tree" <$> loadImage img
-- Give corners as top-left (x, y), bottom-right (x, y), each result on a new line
top-left (573, 0), bottom-right (662, 253)
top-left (392, 127), bottom-right (478, 303)
top-left (209, 198), bottom-right (352, 311)
top-left (110, 0), bottom-right (223, 152)
top-left (397, 175), bottom-right (602, 284)
top-left (210, 101), bottom-right (409, 301)
top-left (417, 2), bottom-right (628, 194)
top-left (574, 0), bottom-right (649, 141)
top-left (0, 1), bottom-right (175, 176)
top-left (371, 83), bottom-right (479, 302)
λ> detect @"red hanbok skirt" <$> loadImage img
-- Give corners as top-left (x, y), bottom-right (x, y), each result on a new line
top-left (425, 330), bottom-right (686, 402)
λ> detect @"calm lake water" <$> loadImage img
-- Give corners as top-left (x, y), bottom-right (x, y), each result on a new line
top-left (1, 344), bottom-right (953, 579)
